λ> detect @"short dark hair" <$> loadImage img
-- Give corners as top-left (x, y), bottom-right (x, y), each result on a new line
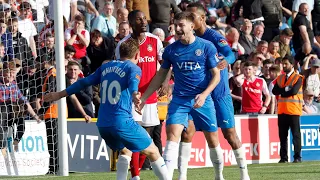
top-left (258, 40), bottom-right (268, 46)
top-left (263, 59), bottom-right (274, 66)
top-left (20, 2), bottom-right (31, 10)
top-left (67, 60), bottom-right (82, 69)
top-left (119, 21), bottom-right (129, 27)
top-left (282, 55), bottom-right (295, 65)
top-left (174, 11), bottom-right (194, 22)
top-left (90, 29), bottom-right (102, 38)
top-left (280, 28), bottom-right (294, 36)
top-left (128, 10), bottom-right (143, 26)
top-left (269, 65), bottom-right (281, 73)
top-left (244, 61), bottom-right (255, 67)
top-left (119, 39), bottom-right (139, 59)
top-left (65, 45), bottom-right (76, 53)
top-left (74, 14), bottom-right (84, 22)
top-left (187, 2), bottom-right (206, 15)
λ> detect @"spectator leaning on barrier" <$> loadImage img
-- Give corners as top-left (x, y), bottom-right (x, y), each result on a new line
top-left (235, 61), bottom-right (271, 115)
top-left (272, 55), bottom-right (303, 163)
top-left (0, 61), bottom-right (40, 156)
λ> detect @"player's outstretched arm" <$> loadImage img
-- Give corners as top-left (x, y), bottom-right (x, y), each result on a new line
top-left (141, 68), bottom-right (170, 103)
top-left (194, 67), bottom-right (220, 108)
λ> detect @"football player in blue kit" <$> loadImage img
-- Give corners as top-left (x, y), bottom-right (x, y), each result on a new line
top-left (43, 39), bottom-right (168, 180)
top-left (134, 11), bottom-right (222, 180)
top-left (176, 3), bottom-right (250, 180)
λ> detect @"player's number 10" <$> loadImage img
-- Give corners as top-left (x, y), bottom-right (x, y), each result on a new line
top-left (101, 80), bottom-right (121, 104)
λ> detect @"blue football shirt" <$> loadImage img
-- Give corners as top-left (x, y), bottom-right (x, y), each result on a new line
top-left (199, 28), bottom-right (236, 99)
top-left (66, 60), bottom-right (141, 127)
top-left (161, 37), bottom-right (219, 97)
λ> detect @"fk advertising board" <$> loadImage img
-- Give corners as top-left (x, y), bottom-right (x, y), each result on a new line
top-left (0, 121), bottom-right (50, 176)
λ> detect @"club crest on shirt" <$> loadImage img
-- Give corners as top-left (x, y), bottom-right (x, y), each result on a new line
top-left (135, 74), bottom-right (141, 80)
top-left (218, 39), bottom-right (228, 47)
top-left (195, 49), bottom-right (203, 56)
top-left (256, 82), bottom-right (260, 87)
top-left (147, 44), bottom-right (153, 52)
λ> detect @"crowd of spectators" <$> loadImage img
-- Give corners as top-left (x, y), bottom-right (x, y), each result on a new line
top-left (0, 0), bottom-right (318, 174)
top-left (0, 0), bottom-right (318, 135)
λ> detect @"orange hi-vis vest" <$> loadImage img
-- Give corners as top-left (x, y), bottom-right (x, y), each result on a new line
top-left (276, 72), bottom-right (303, 116)
top-left (42, 68), bottom-right (59, 120)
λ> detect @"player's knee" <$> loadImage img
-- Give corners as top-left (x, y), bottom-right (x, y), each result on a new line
top-left (181, 129), bottom-right (195, 143)
top-left (222, 128), bottom-right (241, 148)
top-left (203, 131), bottom-right (219, 148)
top-left (141, 143), bottom-right (160, 161)
top-left (120, 148), bottom-right (132, 157)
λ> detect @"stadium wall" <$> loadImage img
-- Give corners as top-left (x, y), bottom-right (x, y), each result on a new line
top-left (0, 115), bottom-right (319, 175)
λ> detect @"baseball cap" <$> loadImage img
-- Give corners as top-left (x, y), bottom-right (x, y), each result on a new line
top-left (304, 89), bottom-right (314, 96)
top-left (0, 3), bottom-right (11, 11)
top-left (311, 58), bottom-right (320, 67)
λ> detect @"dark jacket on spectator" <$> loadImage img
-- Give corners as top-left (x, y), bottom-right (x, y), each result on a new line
top-left (149, 0), bottom-right (180, 26)
top-left (1, 32), bottom-right (14, 60)
top-left (12, 32), bottom-right (32, 62)
top-left (66, 77), bottom-right (94, 118)
top-left (239, 32), bottom-right (258, 55)
top-left (38, 47), bottom-right (55, 61)
top-left (87, 36), bottom-right (115, 72)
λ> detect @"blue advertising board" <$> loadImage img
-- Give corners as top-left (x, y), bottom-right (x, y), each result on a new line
top-left (289, 115), bottom-right (320, 162)
top-left (67, 121), bottom-right (111, 172)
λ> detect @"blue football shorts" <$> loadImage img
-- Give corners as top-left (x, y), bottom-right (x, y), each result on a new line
top-left (166, 96), bottom-right (218, 132)
top-left (98, 117), bottom-right (152, 152)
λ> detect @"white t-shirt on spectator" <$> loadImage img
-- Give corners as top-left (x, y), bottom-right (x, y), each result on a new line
top-left (27, 0), bottom-right (49, 23)
top-left (292, 0), bottom-right (314, 12)
top-left (18, 18), bottom-right (38, 45)
top-left (306, 73), bottom-right (320, 97)
top-left (48, 0), bottom-right (77, 22)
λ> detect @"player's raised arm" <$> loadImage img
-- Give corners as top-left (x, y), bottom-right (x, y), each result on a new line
top-left (43, 68), bottom-right (102, 102)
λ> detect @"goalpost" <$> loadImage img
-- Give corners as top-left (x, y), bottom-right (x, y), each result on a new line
top-left (53, 0), bottom-right (69, 176)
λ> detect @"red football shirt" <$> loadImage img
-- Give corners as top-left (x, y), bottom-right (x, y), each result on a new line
top-left (241, 77), bottom-right (268, 113)
top-left (116, 33), bottom-right (163, 104)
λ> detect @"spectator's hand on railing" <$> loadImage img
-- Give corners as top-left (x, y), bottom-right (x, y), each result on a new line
top-left (84, 114), bottom-right (92, 123)
top-left (33, 114), bottom-right (42, 123)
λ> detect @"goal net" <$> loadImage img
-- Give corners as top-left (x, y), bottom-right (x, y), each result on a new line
top-left (0, 2), bottom-right (57, 176)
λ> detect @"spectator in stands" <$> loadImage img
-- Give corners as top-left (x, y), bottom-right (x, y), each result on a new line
top-left (66, 61), bottom-right (94, 118)
top-left (260, 59), bottom-right (274, 85)
top-left (292, 3), bottom-right (320, 64)
top-left (114, 21), bottom-right (130, 43)
top-left (77, 0), bottom-right (99, 32)
top-left (226, 27), bottom-right (245, 56)
top-left (303, 88), bottom-right (319, 114)
top-left (65, 14), bottom-right (90, 60)
top-left (28, 0), bottom-right (49, 33)
top-left (301, 55), bottom-right (320, 109)
top-left (126, 0), bottom-right (150, 25)
top-left (0, 61), bottom-right (40, 156)
top-left (268, 41), bottom-right (281, 60)
top-left (149, 0), bottom-right (181, 37)
top-left (8, 18), bottom-right (32, 63)
top-left (38, 33), bottom-right (55, 61)
top-left (65, 45), bottom-right (76, 62)
top-left (268, 64), bottom-right (281, 114)
top-left (116, 7), bottom-right (128, 26)
top-left (235, 61), bottom-right (271, 114)
top-left (251, 52), bottom-right (266, 75)
top-left (18, 2), bottom-right (37, 58)
top-left (0, 43), bottom-right (4, 59)
top-left (152, 28), bottom-right (165, 42)
top-left (87, 29), bottom-right (115, 72)
top-left (0, 21), bottom-right (12, 60)
top-left (0, 3), bottom-right (12, 24)
top-left (229, 59), bottom-right (242, 114)
top-left (273, 28), bottom-right (293, 58)
top-left (272, 55), bottom-right (303, 163)
top-left (253, 24), bottom-right (264, 42)
top-left (48, 0), bottom-right (77, 22)
top-left (239, 19), bottom-right (258, 55)
top-left (256, 40), bottom-right (270, 59)
top-left (91, 1), bottom-right (117, 38)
